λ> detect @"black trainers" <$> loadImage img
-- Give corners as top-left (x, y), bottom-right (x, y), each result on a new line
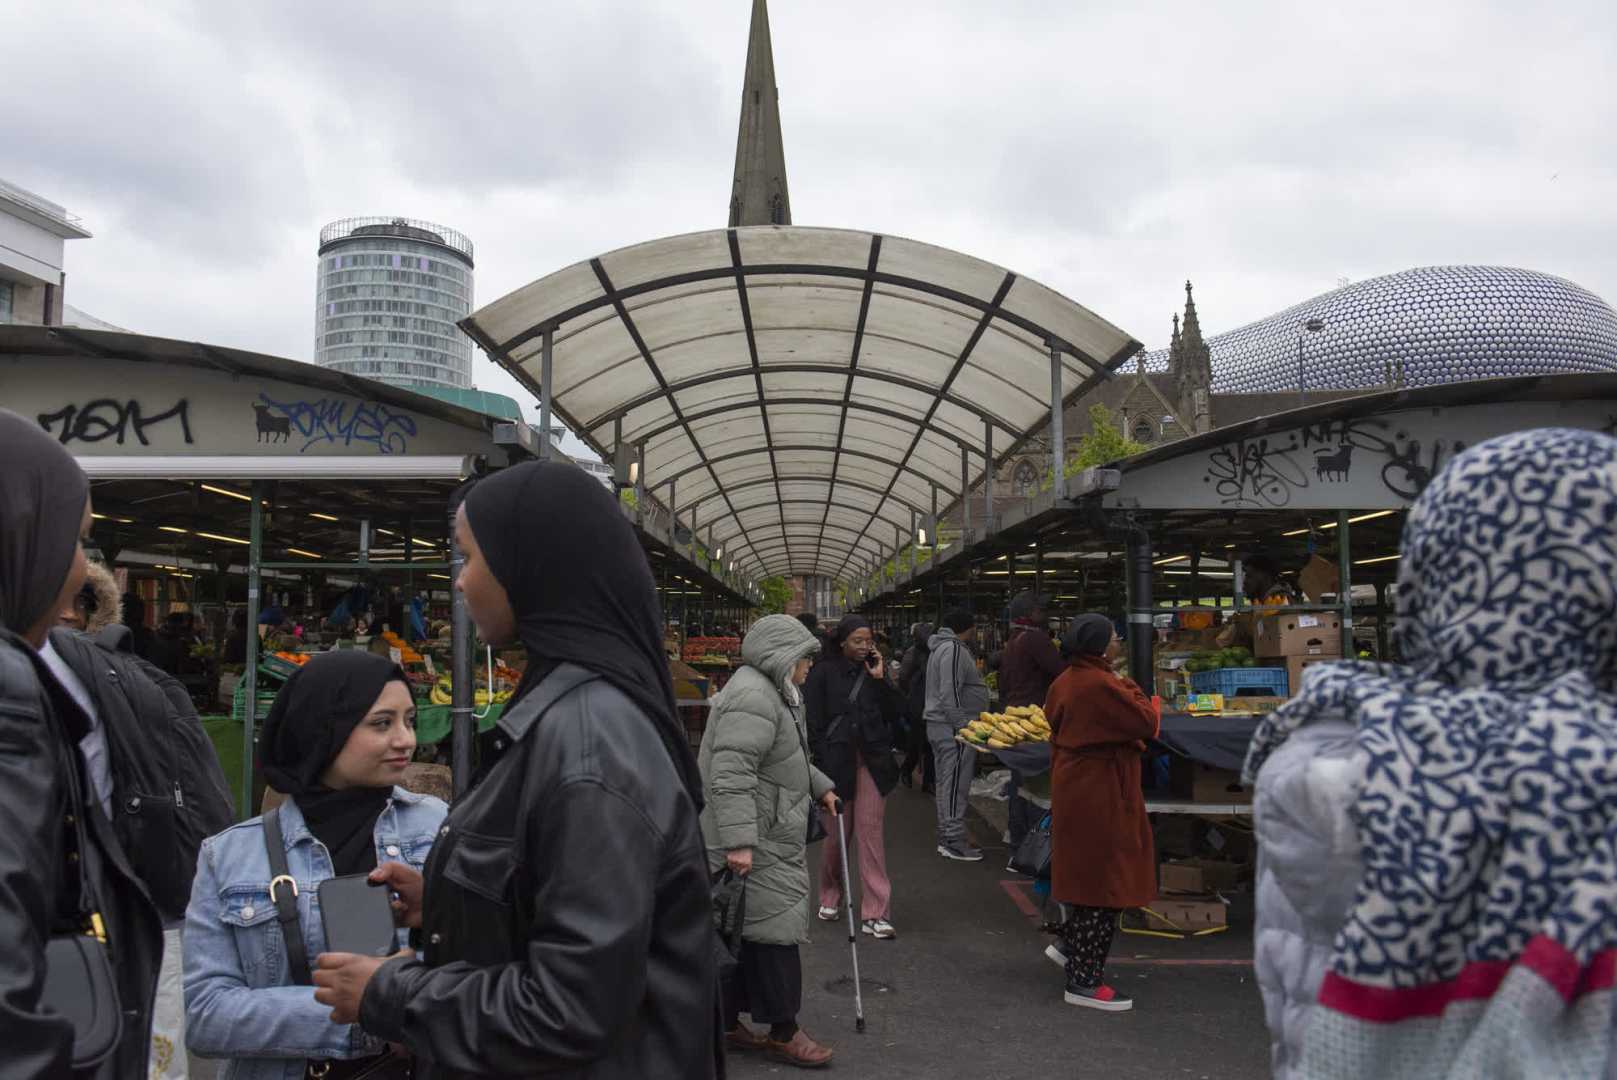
top-left (1044, 940), bottom-right (1074, 969)
top-left (1063, 981), bottom-right (1133, 1012)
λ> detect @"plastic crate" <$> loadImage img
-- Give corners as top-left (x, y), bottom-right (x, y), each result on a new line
top-left (230, 683), bottom-right (280, 723)
top-left (1189, 666), bottom-right (1288, 698)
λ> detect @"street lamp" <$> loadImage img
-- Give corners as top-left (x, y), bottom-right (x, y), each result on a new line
top-left (1297, 317), bottom-right (1326, 401)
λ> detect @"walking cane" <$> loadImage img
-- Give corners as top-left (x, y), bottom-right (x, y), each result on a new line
top-left (833, 798), bottom-right (867, 1033)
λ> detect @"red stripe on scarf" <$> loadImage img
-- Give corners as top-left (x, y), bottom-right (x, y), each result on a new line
top-left (1318, 939), bottom-right (1617, 1023)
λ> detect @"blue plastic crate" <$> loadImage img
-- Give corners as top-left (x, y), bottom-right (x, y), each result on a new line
top-left (1189, 667), bottom-right (1289, 698)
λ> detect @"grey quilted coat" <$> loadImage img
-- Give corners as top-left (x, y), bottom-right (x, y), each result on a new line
top-left (698, 615), bottom-right (834, 946)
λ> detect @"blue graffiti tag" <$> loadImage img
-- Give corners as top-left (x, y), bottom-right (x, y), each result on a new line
top-left (255, 392), bottom-right (418, 455)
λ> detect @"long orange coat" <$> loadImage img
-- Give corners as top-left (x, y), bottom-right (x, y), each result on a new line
top-left (1045, 655), bottom-right (1159, 909)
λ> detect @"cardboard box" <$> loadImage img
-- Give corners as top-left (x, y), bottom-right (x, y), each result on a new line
top-left (1220, 695), bottom-right (1287, 715)
top-left (1152, 815), bottom-right (1199, 858)
top-left (1285, 655), bottom-right (1338, 697)
top-left (1192, 764), bottom-right (1253, 805)
top-left (1159, 858), bottom-right (1245, 895)
top-left (1298, 555), bottom-right (1340, 603)
top-left (1253, 612), bottom-right (1343, 659)
top-left (1165, 627), bottom-right (1222, 650)
top-left (1131, 897), bottom-right (1228, 934)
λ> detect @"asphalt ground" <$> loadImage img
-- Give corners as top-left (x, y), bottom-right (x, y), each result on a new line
top-left (728, 783), bottom-right (1271, 1080)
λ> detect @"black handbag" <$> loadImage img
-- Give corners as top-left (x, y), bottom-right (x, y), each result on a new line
top-left (42, 758), bottom-right (123, 1069)
top-left (1009, 812), bottom-right (1054, 880)
top-left (710, 867), bottom-right (748, 966)
top-left (262, 809), bottom-right (413, 1080)
top-left (796, 713), bottom-right (828, 846)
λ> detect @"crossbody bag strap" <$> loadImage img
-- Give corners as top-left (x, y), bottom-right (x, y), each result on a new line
top-left (262, 808), bottom-right (312, 985)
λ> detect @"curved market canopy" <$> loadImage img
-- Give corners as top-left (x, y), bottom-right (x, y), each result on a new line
top-left (462, 226), bottom-right (1141, 580)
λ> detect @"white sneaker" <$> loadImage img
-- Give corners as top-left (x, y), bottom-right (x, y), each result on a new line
top-left (861, 918), bottom-right (896, 939)
top-left (1045, 942), bottom-right (1074, 969)
top-left (816, 905), bottom-right (839, 922)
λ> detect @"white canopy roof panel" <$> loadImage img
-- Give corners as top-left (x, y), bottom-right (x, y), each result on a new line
top-left (463, 226), bottom-right (1141, 579)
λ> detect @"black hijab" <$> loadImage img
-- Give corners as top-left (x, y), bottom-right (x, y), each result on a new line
top-left (0, 409), bottom-right (89, 634)
top-left (463, 461), bottom-right (704, 810)
top-left (1061, 613), bottom-right (1115, 659)
top-left (260, 650), bottom-right (409, 875)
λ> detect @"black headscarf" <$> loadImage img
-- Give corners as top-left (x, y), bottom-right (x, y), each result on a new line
top-left (0, 409), bottom-right (89, 634)
top-left (463, 461), bottom-right (704, 810)
top-left (260, 650), bottom-right (408, 875)
top-left (1061, 613), bottom-right (1115, 658)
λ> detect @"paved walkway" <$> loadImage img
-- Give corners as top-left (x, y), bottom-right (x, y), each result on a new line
top-left (728, 783), bottom-right (1271, 1079)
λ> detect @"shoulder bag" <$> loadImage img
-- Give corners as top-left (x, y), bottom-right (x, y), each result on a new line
top-left (262, 809), bottom-right (413, 1080)
top-left (42, 799), bottom-right (123, 1070)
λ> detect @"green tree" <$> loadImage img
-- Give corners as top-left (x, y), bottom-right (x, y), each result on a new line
top-left (757, 575), bottom-right (794, 616)
top-left (1069, 404), bottom-right (1150, 473)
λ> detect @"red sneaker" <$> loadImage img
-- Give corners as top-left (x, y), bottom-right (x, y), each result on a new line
top-left (1063, 982), bottom-right (1134, 1012)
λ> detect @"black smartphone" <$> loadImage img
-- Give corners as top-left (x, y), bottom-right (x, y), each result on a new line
top-left (317, 874), bottom-right (397, 957)
top-left (863, 652), bottom-right (880, 670)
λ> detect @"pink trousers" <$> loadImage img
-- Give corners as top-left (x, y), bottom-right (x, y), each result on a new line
top-left (818, 761), bottom-right (891, 921)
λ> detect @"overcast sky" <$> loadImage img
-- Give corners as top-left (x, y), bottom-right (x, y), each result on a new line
top-left (7, 0), bottom-right (1614, 459)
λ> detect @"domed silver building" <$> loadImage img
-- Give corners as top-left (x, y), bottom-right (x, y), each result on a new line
top-left (1140, 265), bottom-right (1617, 393)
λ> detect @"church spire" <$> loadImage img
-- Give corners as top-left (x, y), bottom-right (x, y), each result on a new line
top-left (729, 0), bottom-right (791, 227)
top-left (1181, 280), bottom-right (1204, 346)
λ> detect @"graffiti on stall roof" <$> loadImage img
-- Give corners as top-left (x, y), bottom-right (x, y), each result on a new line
top-left (37, 398), bottom-right (194, 446)
top-left (1203, 415), bottom-right (1465, 507)
top-left (254, 392), bottom-right (418, 455)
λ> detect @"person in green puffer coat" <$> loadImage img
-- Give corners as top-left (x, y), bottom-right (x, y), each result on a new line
top-left (699, 614), bottom-right (839, 1069)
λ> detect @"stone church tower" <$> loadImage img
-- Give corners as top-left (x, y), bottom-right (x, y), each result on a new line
top-left (1171, 281), bottom-right (1214, 434)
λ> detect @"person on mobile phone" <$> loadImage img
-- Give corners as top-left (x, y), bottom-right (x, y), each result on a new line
top-left (804, 616), bottom-right (903, 940)
top-left (182, 650), bottom-right (446, 1078)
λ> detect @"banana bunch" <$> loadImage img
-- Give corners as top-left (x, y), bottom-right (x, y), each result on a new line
top-left (961, 705), bottom-right (1050, 749)
top-left (427, 678), bottom-right (513, 707)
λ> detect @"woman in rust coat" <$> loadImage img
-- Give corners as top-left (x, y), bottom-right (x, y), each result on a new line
top-left (1044, 614), bottom-right (1159, 1012)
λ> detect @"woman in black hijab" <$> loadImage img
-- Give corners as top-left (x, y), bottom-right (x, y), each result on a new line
top-left (182, 649), bottom-right (447, 1074)
top-left (0, 408), bottom-right (163, 1077)
top-left (315, 461), bottom-right (720, 1080)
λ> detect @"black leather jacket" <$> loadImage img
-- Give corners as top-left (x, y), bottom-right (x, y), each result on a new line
top-left (0, 628), bottom-right (162, 1080)
top-left (360, 663), bottom-right (721, 1079)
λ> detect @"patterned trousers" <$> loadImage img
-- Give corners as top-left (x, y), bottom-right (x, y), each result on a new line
top-left (1061, 905), bottom-right (1120, 988)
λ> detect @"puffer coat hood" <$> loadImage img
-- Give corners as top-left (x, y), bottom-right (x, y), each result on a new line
top-left (740, 614), bottom-right (822, 689)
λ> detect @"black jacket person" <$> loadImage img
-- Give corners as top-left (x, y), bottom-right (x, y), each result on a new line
top-left (312, 461), bottom-right (720, 1079)
top-left (0, 407), bottom-right (163, 1079)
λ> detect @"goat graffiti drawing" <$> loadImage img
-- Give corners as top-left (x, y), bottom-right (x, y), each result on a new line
top-left (253, 403), bottom-right (292, 443)
top-left (1314, 443), bottom-right (1353, 481)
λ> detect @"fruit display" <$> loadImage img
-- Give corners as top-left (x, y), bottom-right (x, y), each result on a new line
top-left (380, 630), bottom-right (424, 664)
top-left (961, 706), bottom-right (1051, 750)
top-left (1180, 646), bottom-right (1256, 673)
top-left (682, 636), bottom-right (740, 667)
top-left (426, 676), bottom-right (514, 708)
top-left (272, 651), bottom-right (311, 666)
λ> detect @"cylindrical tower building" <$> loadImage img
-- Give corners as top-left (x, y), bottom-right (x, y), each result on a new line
top-left (314, 217), bottom-right (475, 390)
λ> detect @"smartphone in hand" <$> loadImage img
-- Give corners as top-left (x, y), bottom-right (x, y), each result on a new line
top-left (318, 874), bottom-right (398, 957)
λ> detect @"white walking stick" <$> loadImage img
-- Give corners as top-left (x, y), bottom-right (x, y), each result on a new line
top-left (833, 799), bottom-right (867, 1033)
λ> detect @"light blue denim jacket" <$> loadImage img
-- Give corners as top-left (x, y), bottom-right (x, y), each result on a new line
top-left (183, 788), bottom-right (448, 1080)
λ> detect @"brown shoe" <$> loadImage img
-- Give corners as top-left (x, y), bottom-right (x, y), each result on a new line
top-left (726, 1025), bottom-right (771, 1053)
top-left (765, 1029), bottom-right (834, 1068)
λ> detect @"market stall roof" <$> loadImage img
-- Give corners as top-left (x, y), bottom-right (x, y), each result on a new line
top-left (461, 226), bottom-right (1142, 580)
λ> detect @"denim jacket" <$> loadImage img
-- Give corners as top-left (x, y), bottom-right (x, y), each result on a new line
top-left (183, 788), bottom-right (448, 1080)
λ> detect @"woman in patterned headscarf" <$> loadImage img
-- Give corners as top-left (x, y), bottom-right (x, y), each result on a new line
top-left (1245, 427), bottom-right (1617, 1079)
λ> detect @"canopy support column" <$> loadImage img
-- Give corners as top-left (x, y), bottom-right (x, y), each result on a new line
top-left (1049, 344), bottom-right (1066, 500)
top-left (668, 478), bottom-right (677, 547)
top-left (984, 421), bottom-right (995, 535)
top-left (1375, 582), bottom-right (1390, 659)
top-left (961, 446), bottom-right (972, 544)
top-left (450, 497), bottom-right (474, 797)
top-left (241, 480), bottom-right (266, 820)
top-left (1338, 511), bottom-right (1354, 656)
top-left (1125, 524), bottom-right (1154, 697)
top-left (539, 326), bottom-right (555, 461)
top-left (910, 508), bottom-right (918, 577)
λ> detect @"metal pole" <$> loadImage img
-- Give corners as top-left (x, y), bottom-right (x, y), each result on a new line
top-left (241, 480), bottom-right (266, 820)
top-left (984, 421), bottom-right (995, 535)
top-left (1126, 526), bottom-right (1154, 696)
top-left (635, 442), bottom-right (646, 528)
top-left (668, 478), bottom-right (677, 547)
top-left (1035, 540), bottom-right (1044, 598)
top-left (449, 503), bottom-right (475, 798)
top-left (539, 326), bottom-right (555, 461)
top-left (1338, 511), bottom-right (1354, 656)
top-left (1375, 581), bottom-right (1390, 660)
top-left (1049, 344), bottom-right (1066, 500)
top-left (910, 507), bottom-right (918, 577)
top-left (961, 446), bottom-right (972, 545)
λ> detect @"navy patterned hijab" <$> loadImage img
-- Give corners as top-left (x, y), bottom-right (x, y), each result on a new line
top-left (1244, 428), bottom-right (1617, 1076)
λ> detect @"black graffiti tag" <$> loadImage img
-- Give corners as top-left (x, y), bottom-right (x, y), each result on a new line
top-left (38, 399), bottom-right (194, 446)
top-left (1203, 436), bottom-right (1310, 507)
